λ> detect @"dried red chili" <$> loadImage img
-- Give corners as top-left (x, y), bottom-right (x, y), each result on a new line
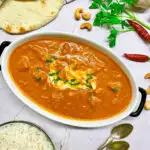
top-left (127, 20), bottom-right (150, 43)
top-left (124, 53), bottom-right (150, 62)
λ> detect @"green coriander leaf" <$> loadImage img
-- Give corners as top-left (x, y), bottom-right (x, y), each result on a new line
top-left (109, 2), bottom-right (125, 15)
top-left (121, 0), bottom-right (138, 6)
top-left (108, 28), bottom-right (118, 47)
top-left (121, 20), bottom-right (130, 29)
top-left (36, 67), bottom-right (39, 73)
top-left (89, 2), bottom-right (99, 9)
top-left (52, 56), bottom-right (57, 60)
top-left (64, 80), bottom-right (68, 84)
top-left (46, 59), bottom-right (53, 63)
top-left (71, 79), bottom-right (76, 82)
top-left (93, 11), bottom-right (110, 26)
top-left (49, 70), bottom-right (60, 76)
top-left (94, 10), bottom-right (122, 26)
top-left (112, 86), bottom-right (120, 92)
top-left (86, 84), bottom-right (93, 89)
top-left (53, 77), bottom-right (61, 83)
top-left (94, 0), bottom-right (102, 4)
top-left (36, 77), bottom-right (41, 82)
top-left (107, 0), bottom-right (112, 5)
top-left (109, 16), bottom-right (121, 25)
top-left (90, 93), bottom-right (94, 101)
top-left (87, 74), bottom-right (93, 78)
top-left (86, 79), bottom-right (90, 84)
top-left (93, 16), bottom-right (101, 26)
top-left (70, 82), bottom-right (80, 86)
top-left (86, 74), bottom-right (93, 83)
top-left (101, 2), bottom-right (108, 10)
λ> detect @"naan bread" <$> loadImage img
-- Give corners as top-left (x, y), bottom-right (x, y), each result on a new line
top-left (0, 0), bottom-right (64, 34)
top-left (0, 0), bottom-right (5, 7)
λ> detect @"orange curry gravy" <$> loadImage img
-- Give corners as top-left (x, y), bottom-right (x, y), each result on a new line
top-left (8, 38), bottom-right (132, 120)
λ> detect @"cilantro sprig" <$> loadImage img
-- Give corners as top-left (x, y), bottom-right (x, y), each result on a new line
top-left (53, 77), bottom-right (61, 83)
top-left (89, 0), bottom-right (150, 47)
top-left (86, 74), bottom-right (93, 89)
top-left (112, 86), bottom-right (120, 92)
top-left (36, 77), bottom-right (41, 82)
top-left (49, 70), bottom-right (60, 76)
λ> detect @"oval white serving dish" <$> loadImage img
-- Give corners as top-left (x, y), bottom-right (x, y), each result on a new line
top-left (0, 32), bottom-right (147, 128)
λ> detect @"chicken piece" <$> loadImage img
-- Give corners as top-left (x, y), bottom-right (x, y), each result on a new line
top-left (59, 43), bottom-right (71, 55)
top-left (89, 95), bottom-right (102, 106)
top-left (88, 55), bottom-right (106, 73)
top-left (29, 67), bottom-right (47, 83)
top-left (95, 88), bottom-right (104, 95)
top-left (55, 60), bottom-right (68, 71)
top-left (59, 42), bottom-right (80, 55)
top-left (69, 42), bottom-right (80, 54)
top-left (17, 56), bottom-right (30, 71)
top-left (71, 57), bottom-right (89, 70)
top-left (52, 91), bottom-right (64, 100)
top-left (57, 55), bottom-right (71, 66)
top-left (59, 68), bottom-right (67, 80)
top-left (108, 82), bottom-right (121, 90)
top-left (29, 45), bottom-right (49, 61)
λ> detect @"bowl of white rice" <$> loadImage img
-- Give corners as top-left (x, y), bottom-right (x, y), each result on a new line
top-left (0, 121), bottom-right (55, 150)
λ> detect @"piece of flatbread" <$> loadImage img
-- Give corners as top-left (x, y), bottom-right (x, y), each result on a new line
top-left (0, 0), bottom-right (64, 34)
top-left (0, 0), bottom-right (5, 7)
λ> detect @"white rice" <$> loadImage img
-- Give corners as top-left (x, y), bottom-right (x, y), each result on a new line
top-left (0, 122), bottom-right (54, 150)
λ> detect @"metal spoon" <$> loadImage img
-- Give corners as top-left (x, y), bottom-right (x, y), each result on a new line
top-left (98, 124), bottom-right (133, 150)
top-left (106, 141), bottom-right (129, 150)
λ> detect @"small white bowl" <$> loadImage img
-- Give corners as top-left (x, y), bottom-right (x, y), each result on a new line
top-left (0, 32), bottom-right (147, 128)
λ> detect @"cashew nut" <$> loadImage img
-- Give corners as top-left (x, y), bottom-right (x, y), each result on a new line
top-left (146, 88), bottom-right (150, 94)
top-left (82, 12), bottom-right (91, 21)
top-left (80, 22), bottom-right (92, 31)
top-left (144, 100), bottom-right (150, 110)
top-left (74, 8), bottom-right (84, 20)
top-left (145, 73), bottom-right (150, 79)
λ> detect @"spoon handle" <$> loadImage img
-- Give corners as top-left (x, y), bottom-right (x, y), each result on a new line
top-left (98, 136), bottom-right (113, 150)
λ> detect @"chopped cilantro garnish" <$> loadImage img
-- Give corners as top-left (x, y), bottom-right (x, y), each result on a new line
top-left (89, 93), bottom-right (94, 101)
top-left (53, 77), bottom-right (61, 83)
top-left (86, 84), bottom-right (93, 89)
top-left (70, 82), bottom-right (80, 86)
top-left (36, 77), bottom-right (41, 82)
top-left (64, 79), bottom-right (79, 86)
top-left (64, 80), bottom-right (68, 84)
top-left (46, 59), bottom-right (53, 63)
top-left (36, 67), bottom-right (39, 73)
top-left (86, 79), bottom-right (90, 84)
top-left (49, 70), bottom-right (60, 76)
top-left (71, 79), bottom-right (76, 82)
top-left (112, 86), bottom-right (120, 92)
top-left (86, 74), bottom-right (93, 84)
top-left (87, 74), bottom-right (93, 78)
top-left (52, 56), bottom-right (57, 60)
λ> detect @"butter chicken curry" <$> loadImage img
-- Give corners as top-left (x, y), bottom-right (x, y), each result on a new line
top-left (8, 38), bottom-right (132, 120)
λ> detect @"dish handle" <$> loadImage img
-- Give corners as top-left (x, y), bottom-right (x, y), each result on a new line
top-left (0, 41), bottom-right (11, 71)
top-left (130, 87), bottom-right (147, 117)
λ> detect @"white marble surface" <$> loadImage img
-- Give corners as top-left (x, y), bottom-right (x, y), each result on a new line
top-left (0, 0), bottom-right (150, 150)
